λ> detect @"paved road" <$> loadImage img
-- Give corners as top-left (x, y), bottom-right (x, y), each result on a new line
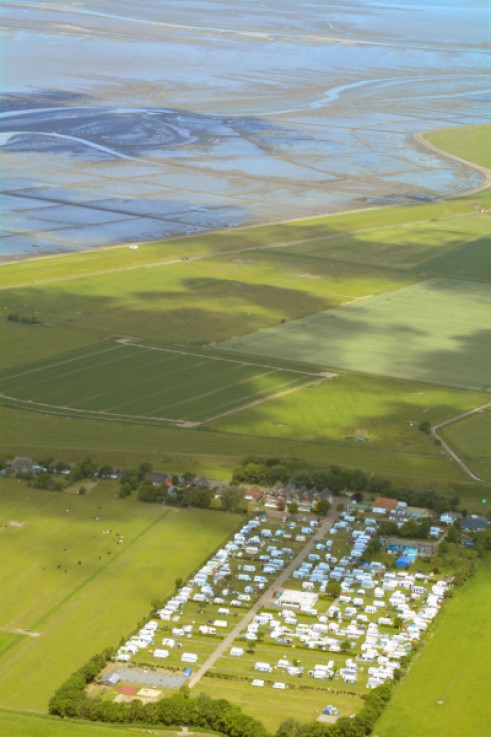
top-left (431, 401), bottom-right (491, 482)
top-left (188, 505), bottom-right (342, 688)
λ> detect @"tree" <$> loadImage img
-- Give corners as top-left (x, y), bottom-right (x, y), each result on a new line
top-left (118, 483), bottom-right (131, 498)
top-left (315, 498), bottom-right (331, 516)
top-left (336, 503), bottom-right (344, 513)
top-left (175, 577), bottom-right (184, 590)
top-left (80, 457), bottom-right (98, 478)
top-left (99, 464), bottom-right (113, 477)
top-left (138, 462), bottom-right (152, 479)
top-left (326, 580), bottom-right (341, 598)
top-left (340, 639), bottom-right (351, 653)
top-left (138, 484), bottom-right (158, 502)
top-left (291, 469), bottom-right (313, 488)
top-left (276, 718), bottom-right (304, 737)
top-left (287, 502), bottom-right (298, 517)
top-left (367, 476), bottom-right (393, 495)
top-left (341, 468), bottom-right (368, 491)
top-left (221, 486), bottom-right (247, 513)
top-left (447, 524), bottom-right (461, 544)
top-left (419, 420), bottom-right (431, 434)
top-left (351, 492), bottom-right (364, 504)
top-left (56, 461), bottom-right (67, 473)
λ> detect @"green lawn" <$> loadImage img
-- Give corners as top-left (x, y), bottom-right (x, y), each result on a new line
top-left (376, 554), bottom-right (491, 737)
top-left (0, 480), bottom-right (239, 711)
top-left (217, 278), bottom-right (491, 392)
top-left (0, 710), bottom-right (207, 736)
top-left (441, 407), bottom-right (491, 482)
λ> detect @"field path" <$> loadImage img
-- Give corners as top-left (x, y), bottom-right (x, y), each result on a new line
top-left (431, 402), bottom-right (491, 482)
top-left (188, 505), bottom-right (341, 688)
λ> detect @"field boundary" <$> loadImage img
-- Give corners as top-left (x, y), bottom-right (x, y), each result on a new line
top-left (431, 401), bottom-right (491, 482)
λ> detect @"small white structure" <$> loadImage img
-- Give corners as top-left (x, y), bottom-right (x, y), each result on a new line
top-left (181, 652), bottom-right (198, 663)
top-left (276, 589), bottom-right (319, 610)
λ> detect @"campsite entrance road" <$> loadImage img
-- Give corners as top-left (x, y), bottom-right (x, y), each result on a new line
top-left (188, 505), bottom-right (342, 688)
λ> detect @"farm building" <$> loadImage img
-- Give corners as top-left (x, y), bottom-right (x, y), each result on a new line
top-left (146, 472), bottom-right (170, 487)
top-left (264, 483), bottom-right (333, 512)
top-left (372, 497), bottom-right (398, 514)
top-left (245, 486), bottom-right (264, 503)
top-left (9, 456), bottom-right (35, 474)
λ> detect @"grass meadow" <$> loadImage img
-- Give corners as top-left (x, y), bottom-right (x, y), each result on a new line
top-left (376, 553), bottom-right (491, 737)
top-left (441, 407), bottom-right (491, 482)
top-left (0, 403), bottom-right (478, 484)
top-left (0, 479), bottom-right (239, 711)
top-left (0, 711), bottom-right (199, 737)
top-left (217, 279), bottom-right (491, 392)
top-left (425, 124), bottom-right (491, 171)
top-left (0, 341), bottom-right (318, 425)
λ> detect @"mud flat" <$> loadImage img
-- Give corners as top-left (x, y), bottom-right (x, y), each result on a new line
top-left (1, 0), bottom-right (490, 258)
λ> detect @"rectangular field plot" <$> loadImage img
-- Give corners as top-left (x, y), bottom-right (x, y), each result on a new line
top-left (0, 341), bottom-right (320, 425)
top-left (217, 279), bottom-right (491, 392)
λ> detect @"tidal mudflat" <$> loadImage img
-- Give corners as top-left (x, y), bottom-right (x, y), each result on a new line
top-left (1, 0), bottom-right (490, 258)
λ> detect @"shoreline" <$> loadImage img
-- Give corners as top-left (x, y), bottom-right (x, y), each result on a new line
top-left (1, 127), bottom-right (490, 268)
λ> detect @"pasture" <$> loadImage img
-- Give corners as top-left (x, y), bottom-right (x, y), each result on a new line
top-left (376, 554), bottom-right (491, 737)
top-left (209, 373), bottom-right (487, 449)
top-left (0, 404), bottom-right (470, 483)
top-left (217, 278), bottom-right (491, 392)
top-left (0, 711), bottom-right (192, 737)
top-left (441, 408), bottom-right (491, 482)
top-left (0, 341), bottom-right (320, 425)
top-left (0, 480), bottom-right (239, 710)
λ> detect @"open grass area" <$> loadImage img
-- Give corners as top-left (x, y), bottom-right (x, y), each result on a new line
top-left (209, 372), bottom-right (487, 448)
top-left (197, 678), bottom-right (360, 733)
top-left (0, 341), bottom-right (319, 425)
top-left (0, 405), bottom-right (472, 482)
top-left (425, 124), bottom-right (491, 171)
top-left (218, 278), bottom-right (491, 392)
top-left (441, 407), bottom-right (491, 482)
top-left (0, 711), bottom-right (196, 737)
top-left (0, 479), bottom-right (239, 711)
top-left (376, 553), bottom-right (491, 737)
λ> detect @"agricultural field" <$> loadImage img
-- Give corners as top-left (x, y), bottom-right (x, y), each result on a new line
top-left (440, 408), bottom-right (491, 482)
top-left (217, 279), bottom-right (491, 392)
top-left (376, 553), bottom-right (491, 737)
top-left (0, 479), bottom-right (239, 711)
top-left (209, 373), bottom-right (487, 448)
top-left (0, 340), bottom-right (321, 425)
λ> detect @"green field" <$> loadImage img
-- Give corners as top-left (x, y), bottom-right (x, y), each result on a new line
top-left (0, 711), bottom-right (198, 737)
top-left (0, 341), bottom-right (319, 425)
top-left (425, 124), bottom-right (491, 171)
top-left (376, 554), bottom-right (491, 737)
top-left (217, 278), bottom-right (491, 392)
top-left (0, 480), bottom-right (239, 711)
top-left (1, 125), bottom-right (491, 483)
top-left (441, 407), bottom-right (491, 482)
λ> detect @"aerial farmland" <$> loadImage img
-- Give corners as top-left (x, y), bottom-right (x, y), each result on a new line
top-left (1, 2), bottom-right (491, 737)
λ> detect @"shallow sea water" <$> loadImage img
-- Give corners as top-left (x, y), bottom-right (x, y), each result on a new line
top-left (1, 0), bottom-right (490, 258)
